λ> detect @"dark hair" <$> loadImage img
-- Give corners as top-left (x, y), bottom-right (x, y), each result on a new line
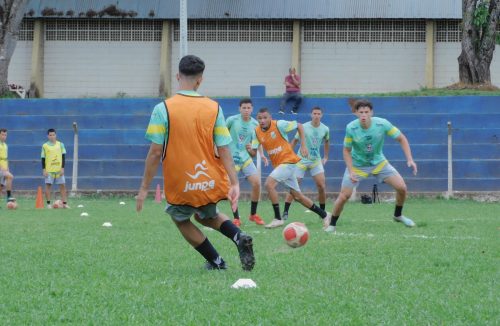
top-left (178, 55), bottom-right (205, 76)
top-left (354, 99), bottom-right (373, 111)
top-left (0, 128), bottom-right (7, 133)
top-left (258, 107), bottom-right (270, 114)
top-left (47, 128), bottom-right (56, 134)
top-left (239, 98), bottom-right (252, 106)
top-left (311, 106), bottom-right (323, 113)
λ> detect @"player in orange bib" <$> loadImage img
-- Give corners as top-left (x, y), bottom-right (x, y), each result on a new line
top-left (136, 55), bottom-right (254, 271)
top-left (248, 108), bottom-right (331, 228)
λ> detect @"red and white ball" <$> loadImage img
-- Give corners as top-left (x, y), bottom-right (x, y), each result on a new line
top-left (283, 222), bottom-right (309, 248)
top-left (53, 199), bottom-right (63, 209)
top-left (7, 201), bottom-right (18, 210)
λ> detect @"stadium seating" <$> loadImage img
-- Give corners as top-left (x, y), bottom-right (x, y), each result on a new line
top-left (1, 96), bottom-right (499, 192)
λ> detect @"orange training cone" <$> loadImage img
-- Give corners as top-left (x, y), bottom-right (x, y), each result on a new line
top-left (35, 186), bottom-right (44, 209)
top-left (155, 184), bottom-right (162, 203)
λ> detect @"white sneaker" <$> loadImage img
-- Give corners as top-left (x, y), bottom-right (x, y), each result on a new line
top-left (324, 225), bottom-right (336, 233)
top-left (265, 219), bottom-right (284, 229)
top-left (394, 215), bottom-right (416, 227)
top-left (47, 204), bottom-right (52, 209)
top-left (323, 213), bottom-right (332, 229)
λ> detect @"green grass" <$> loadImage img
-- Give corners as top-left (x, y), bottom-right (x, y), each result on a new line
top-left (1, 198), bottom-right (499, 325)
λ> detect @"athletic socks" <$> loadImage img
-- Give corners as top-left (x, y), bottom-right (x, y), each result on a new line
top-left (232, 208), bottom-right (240, 219)
top-left (250, 201), bottom-right (258, 215)
top-left (330, 216), bottom-right (340, 226)
top-left (320, 203), bottom-right (326, 211)
top-left (273, 203), bottom-right (281, 220)
top-left (394, 205), bottom-right (403, 217)
top-left (195, 238), bottom-right (224, 268)
top-left (283, 202), bottom-right (292, 214)
top-left (219, 220), bottom-right (242, 245)
top-left (47, 201), bottom-right (51, 205)
top-left (310, 203), bottom-right (327, 219)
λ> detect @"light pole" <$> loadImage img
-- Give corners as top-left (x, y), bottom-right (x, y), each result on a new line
top-left (180, 0), bottom-right (188, 58)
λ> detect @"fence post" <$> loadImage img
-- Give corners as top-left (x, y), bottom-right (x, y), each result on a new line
top-left (71, 122), bottom-right (79, 197)
top-left (446, 121), bottom-right (453, 199)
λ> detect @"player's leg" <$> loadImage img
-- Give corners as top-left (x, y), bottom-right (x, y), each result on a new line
top-left (324, 168), bottom-right (359, 233)
top-left (264, 175), bottom-right (284, 228)
top-left (167, 204), bottom-right (226, 270)
top-left (243, 162), bottom-right (264, 225)
top-left (231, 165), bottom-right (242, 226)
top-left (195, 209), bottom-right (255, 271)
top-left (58, 175), bottom-right (69, 208)
top-left (380, 165), bottom-right (415, 227)
top-left (283, 163), bottom-right (306, 220)
top-left (4, 171), bottom-right (15, 202)
top-left (310, 162), bottom-right (327, 210)
top-left (45, 182), bottom-right (53, 208)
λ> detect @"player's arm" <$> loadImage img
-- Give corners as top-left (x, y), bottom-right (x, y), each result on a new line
top-left (41, 147), bottom-right (47, 177)
top-left (296, 123), bottom-right (309, 158)
top-left (137, 142), bottom-right (163, 212)
top-left (247, 130), bottom-right (259, 157)
top-left (322, 139), bottom-right (330, 165)
top-left (343, 147), bottom-right (358, 183)
top-left (257, 145), bottom-right (269, 166)
top-left (395, 133), bottom-right (417, 175)
top-left (290, 135), bottom-right (299, 149)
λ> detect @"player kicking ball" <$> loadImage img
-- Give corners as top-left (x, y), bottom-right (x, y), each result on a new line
top-left (248, 108), bottom-right (330, 228)
top-left (324, 99), bottom-right (417, 233)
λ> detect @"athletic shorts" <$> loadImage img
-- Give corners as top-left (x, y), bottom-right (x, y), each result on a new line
top-left (269, 164), bottom-right (300, 192)
top-left (165, 203), bottom-right (219, 222)
top-left (341, 160), bottom-right (400, 189)
top-left (295, 159), bottom-right (324, 178)
top-left (45, 172), bottom-right (66, 185)
top-left (235, 159), bottom-right (258, 178)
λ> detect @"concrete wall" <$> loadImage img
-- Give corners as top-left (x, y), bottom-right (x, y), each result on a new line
top-left (7, 41), bottom-right (33, 88)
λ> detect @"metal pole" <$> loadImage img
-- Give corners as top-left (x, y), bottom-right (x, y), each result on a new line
top-left (179, 0), bottom-right (188, 58)
top-left (446, 121), bottom-right (453, 199)
top-left (71, 122), bottom-right (79, 196)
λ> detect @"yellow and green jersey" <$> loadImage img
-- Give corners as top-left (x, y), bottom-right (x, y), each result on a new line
top-left (0, 141), bottom-right (8, 170)
top-left (294, 121), bottom-right (330, 164)
top-left (344, 117), bottom-right (401, 167)
top-left (41, 141), bottom-right (66, 173)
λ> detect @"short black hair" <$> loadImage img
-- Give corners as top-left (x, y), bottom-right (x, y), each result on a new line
top-left (239, 98), bottom-right (252, 106)
top-left (0, 128), bottom-right (7, 133)
top-left (311, 106), bottom-right (323, 113)
top-left (47, 128), bottom-right (56, 134)
top-left (354, 99), bottom-right (373, 111)
top-left (178, 55), bottom-right (205, 76)
top-left (258, 107), bottom-right (270, 114)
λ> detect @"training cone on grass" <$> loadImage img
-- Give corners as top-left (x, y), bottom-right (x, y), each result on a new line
top-left (155, 184), bottom-right (162, 203)
top-left (35, 186), bottom-right (44, 209)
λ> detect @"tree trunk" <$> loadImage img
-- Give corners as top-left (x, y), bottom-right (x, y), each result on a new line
top-left (459, 0), bottom-right (500, 85)
top-left (0, 0), bottom-right (30, 96)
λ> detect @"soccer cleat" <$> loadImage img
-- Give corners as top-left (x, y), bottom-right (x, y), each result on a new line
top-left (7, 197), bottom-right (16, 202)
top-left (324, 225), bottom-right (336, 233)
top-left (278, 109), bottom-right (285, 115)
top-left (282, 211), bottom-right (289, 220)
top-left (47, 204), bottom-right (53, 209)
top-left (249, 214), bottom-right (265, 225)
top-left (323, 212), bottom-right (332, 229)
top-left (63, 204), bottom-right (71, 209)
top-left (265, 219), bottom-right (284, 229)
top-left (237, 233), bottom-right (255, 271)
top-left (204, 260), bottom-right (227, 270)
top-left (232, 218), bottom-right (241, 227)
top-left (393, 215), bottom-right (416, 227)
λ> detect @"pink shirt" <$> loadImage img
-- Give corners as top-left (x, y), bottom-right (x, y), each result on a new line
top-left (285, 74), bottom-right (301, 93)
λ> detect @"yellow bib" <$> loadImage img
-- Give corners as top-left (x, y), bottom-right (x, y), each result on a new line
top-left (43, 141), bottom-right (63, 173)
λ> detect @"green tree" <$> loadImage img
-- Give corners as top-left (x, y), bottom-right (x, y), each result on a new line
top-left (459, 0), bottom-right (500, 85)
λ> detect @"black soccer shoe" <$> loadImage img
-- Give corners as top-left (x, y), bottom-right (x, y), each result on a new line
top-left (237, 233), bottom-right (255, 271)
top-left (204, 260), bottom-right (227, 270)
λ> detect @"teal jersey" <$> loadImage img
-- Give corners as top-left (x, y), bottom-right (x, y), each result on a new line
top-left (294, 121), bottom-right (330, 163)
top-left (343, 117), bottom-right (401, 166)
top-left (226, 114), bottom-right (258, 165)
top-left (145, 90), bottom-right (231, 147)
top-left (251, 120), bottom-right (298, 149)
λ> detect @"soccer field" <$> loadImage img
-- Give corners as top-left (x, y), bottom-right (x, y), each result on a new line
top-left (0, 198), bottom-right (498, 325)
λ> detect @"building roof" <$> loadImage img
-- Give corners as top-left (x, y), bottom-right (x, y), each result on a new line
top-left (25, 0), bottom-right (462, 20)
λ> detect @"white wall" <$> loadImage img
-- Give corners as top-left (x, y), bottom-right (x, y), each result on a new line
top-left (44, 41), bottom-right (161, 98)
top-left (171, 42), bottom-right (292, 96)
top-left (8, 41), bottom-right (32, 88)
top-left (301, 42), bottom-right (427, 94)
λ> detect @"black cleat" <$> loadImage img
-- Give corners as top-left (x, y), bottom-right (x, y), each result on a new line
top-left (237, 233), bottom-right (255, 271)
top-left (282, 211), bottom-right (289, 220)
top-left (204, 260), bottom-right (227, 270)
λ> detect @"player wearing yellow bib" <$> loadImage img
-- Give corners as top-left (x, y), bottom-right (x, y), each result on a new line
top-left (324, 100), bottom-right (417, 233)
top-left (0, 128), bottom-right (16, 204)
top-left (41, 129), bottom-right (69, 208)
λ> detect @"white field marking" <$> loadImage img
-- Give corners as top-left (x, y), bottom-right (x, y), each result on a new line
top-left (202, 227), bottom-right (214, 232)
top-left (332, 232), bottom-right (480, 241)
top-left (304, 210), bottom-right (312, 213)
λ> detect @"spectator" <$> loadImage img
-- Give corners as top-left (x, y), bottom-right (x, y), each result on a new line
top-left (279, 68), bottom-right (303, 115)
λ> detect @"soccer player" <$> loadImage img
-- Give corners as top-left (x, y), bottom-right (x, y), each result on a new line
top-left (324, 99), bottom-right (417, 233)
top-left (248, 108), bottom-right (330, 228)
top-left (41, 128), bottom-right (69, 208)
top-left (0, 128), bottom-right (15, 204)
top-left (136, 55), bottom-right (255, 271)
top-left (226, 98), bottom-right (269, 227)
top-left (282, 107), bottom-right (330, 219)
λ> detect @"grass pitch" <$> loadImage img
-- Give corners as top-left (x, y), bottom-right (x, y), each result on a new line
top-left (0, 198), bottom-right (498, 325)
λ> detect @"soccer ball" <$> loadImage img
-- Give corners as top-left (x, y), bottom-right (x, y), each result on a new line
top-left (53, 200), bottom-right (63, 209)
top-left (283, 222), bottom-right (309, 248)
top-left (7, 201), bottom-right (18, 210)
